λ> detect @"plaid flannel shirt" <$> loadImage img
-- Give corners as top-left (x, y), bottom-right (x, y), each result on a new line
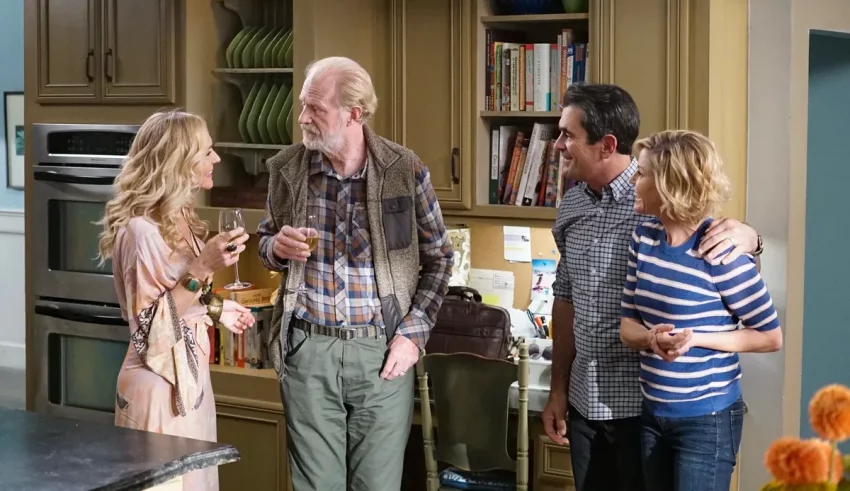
top-left (258, 152), bottom-right (452, 348)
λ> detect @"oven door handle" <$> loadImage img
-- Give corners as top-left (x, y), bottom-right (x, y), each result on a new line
top-left (34, 305), bottom-right (128, 327)
top-left (34, 170), bottom-right (115, 185)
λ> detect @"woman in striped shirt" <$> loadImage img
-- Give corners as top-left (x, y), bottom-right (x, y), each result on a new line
top-left (618, 130), bottom-right (782, 491)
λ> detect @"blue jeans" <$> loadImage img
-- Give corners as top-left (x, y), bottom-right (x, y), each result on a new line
top-left (568, 404), bottom-right (645, 491)
top-left (640, 398), bottom-right (745, 491)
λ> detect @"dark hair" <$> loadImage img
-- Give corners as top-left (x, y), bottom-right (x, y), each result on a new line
top-left (562, 83), bottom-right (640, 155)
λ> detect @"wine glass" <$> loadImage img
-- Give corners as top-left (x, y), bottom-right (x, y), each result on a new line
top-left (219, 208), bottom-right (252, 291)
top-left (287, 214), bottom-right (318, 295)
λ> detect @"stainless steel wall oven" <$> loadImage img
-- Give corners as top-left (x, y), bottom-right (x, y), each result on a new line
top-left (31, 123), bottom-right (139, 424)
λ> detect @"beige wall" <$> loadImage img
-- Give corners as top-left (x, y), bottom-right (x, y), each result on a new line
top-left (744, 0), bottom-right (850, 489)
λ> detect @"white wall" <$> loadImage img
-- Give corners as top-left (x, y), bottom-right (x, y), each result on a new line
top-left (745, 0), bottom-right (850, 489)
top-left (0, 209), bottom-right (24, 370)
top-left (744, 1), bottom-right (792, 488)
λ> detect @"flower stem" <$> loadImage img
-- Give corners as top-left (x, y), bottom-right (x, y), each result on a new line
top-left (831, 441), bottom-right (839, 482)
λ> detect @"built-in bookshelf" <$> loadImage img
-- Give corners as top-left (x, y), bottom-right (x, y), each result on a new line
top-left (474, 0), bottom-right (592, 220)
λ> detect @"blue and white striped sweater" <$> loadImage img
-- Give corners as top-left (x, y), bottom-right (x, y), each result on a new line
top-left (621, 218), bottom-right (780, 418)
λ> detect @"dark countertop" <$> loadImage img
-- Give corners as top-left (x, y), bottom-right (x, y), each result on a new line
top-left (0, 408), bottom-right (239, 491)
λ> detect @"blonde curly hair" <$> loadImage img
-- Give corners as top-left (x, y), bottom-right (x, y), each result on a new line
top-left (97, 109), bottom-right (210, 263)
top-left (634, 129), bottom-right (731, 225)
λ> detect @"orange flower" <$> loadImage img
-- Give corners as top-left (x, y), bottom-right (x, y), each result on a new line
top-left (764, 437), bottom-right (843, 485)
top-left (810, 384), bottom-right (850, 442)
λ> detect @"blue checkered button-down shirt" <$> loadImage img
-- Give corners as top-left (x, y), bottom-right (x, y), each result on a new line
top-left (258, 152), bottom-right (453, 348)
top-left (552, 159), bottom-right (647, 420)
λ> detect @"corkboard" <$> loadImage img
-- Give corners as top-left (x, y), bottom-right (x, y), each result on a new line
top-left (221, 224), bottom-right (561, 310)
top-left (468, 223), bottom-right (558, 309)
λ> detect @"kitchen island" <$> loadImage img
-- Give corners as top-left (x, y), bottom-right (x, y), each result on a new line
top-left (0, 407), bottom-right (239, 491)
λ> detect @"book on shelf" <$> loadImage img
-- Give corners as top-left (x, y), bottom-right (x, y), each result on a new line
top-left (491, 122), bottom-right (580, 208)
top-left (485, 28), bottom-right (589, 112)
top-left (209, 287), bottom-right (275, 370)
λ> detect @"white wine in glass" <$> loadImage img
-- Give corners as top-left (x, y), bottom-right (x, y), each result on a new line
top-left (219, 208), bottom-right (252, 291)
top-left (286, 214), bottom-right (318, 295)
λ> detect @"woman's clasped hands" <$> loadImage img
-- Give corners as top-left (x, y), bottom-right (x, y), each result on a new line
top-left (647, 324), bottom-right (694, 362)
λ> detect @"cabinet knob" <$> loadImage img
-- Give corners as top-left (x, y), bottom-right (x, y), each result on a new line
top-left (450, 147), bottom-right (460, 184)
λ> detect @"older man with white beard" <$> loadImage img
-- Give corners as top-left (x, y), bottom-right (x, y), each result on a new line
top-left (256, 56), bottom-right (453, 491)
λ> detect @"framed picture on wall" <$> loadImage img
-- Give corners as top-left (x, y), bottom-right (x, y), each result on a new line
top-left (4, 91), bottom-right (24, 190)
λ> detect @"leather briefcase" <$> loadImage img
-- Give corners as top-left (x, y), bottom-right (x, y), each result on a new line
top-left (425, 286), bottom-right (512, 359)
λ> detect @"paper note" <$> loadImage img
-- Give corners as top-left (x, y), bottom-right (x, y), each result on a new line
top-left (503, 226), bottom-right (532, 262)
top-left (469, 268), bottom-right (516, 309)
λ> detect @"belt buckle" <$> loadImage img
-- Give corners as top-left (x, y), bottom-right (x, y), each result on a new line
top-left (338, 329), bottom-right (354, 341)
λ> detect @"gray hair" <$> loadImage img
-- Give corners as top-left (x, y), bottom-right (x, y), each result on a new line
top-left (303, 56), bottom-right (378, 122)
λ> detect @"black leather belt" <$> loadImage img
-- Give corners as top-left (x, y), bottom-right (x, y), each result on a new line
top-left (293, 319), bottom-right (384, 341)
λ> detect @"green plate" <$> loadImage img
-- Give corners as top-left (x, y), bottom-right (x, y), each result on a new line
top-left (278, 30), bottom-right (293, 68)
top-left (284, 41), bottom-right (294, 68)
top-left (246, 81), bottom-right (271, 143)
top-left (241, 26), bottom-right (270, 69)
top-left (278, 89), bottom-right (293, 144)
top-left (267, 82), bottom-right (289, 145)
top-left (257, 83), bottom-right (280, 144)
top-left (252, 28), bottom-right (278, 69)
top-left (285, 104), bottom-right (293, 143)
top-left (262, 29), bottom-right (285, 68)
top-left (231, 26), bottom-right (259, 69)
top-left (225, 27), bottom-right (251, 68)
top-left (238, 81), bottom-right (262, 143)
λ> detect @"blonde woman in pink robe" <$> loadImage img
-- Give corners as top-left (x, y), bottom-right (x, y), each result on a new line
top-left (97, 110), bottom-right (255, 491)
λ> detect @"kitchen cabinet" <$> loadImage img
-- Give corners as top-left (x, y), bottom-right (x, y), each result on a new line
top-left (35, 0), bottom-right (176, 105)
top-left (389, 0), bottom-right (472, 209)
top-left (211, 366), bottom-right (292, 491)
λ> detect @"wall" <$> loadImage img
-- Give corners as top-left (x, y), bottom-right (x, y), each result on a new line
top-left (800, 30), bottom-right (850, 447)
top-left (743, 0), bottom-right (792, 487)
top-left (746, 0), bottom-right (850, 488)
top-left (0, 0), bottom-right (25, 370)
top-left (0, 0), bottom-right (24, 211)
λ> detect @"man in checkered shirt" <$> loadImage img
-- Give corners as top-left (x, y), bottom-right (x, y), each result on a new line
top-left (256, 57), bottom-right (453, 491)
top-left (542, 83), bottom-right (764, 491)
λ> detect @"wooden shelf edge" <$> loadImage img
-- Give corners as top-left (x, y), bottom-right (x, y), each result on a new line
top-left (481, 111), bottom-right (562, 118)
top-left (481, 13), bottom-right (589, 24)
top-left (444, 204), bottom-right (558, 223)
top-left (215, 141), bottom-right (288, 150)
top-left (210, 364), bottom-right (278, 380)
top-left (212, 68), bottom-right (294, 74)
top-left (197, 206), bottom-right (265, 233)
top-left (198, 205), bottom-right (555, 234)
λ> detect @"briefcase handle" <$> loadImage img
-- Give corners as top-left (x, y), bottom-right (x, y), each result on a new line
top-left (446, 285), bottom-right (482, 303)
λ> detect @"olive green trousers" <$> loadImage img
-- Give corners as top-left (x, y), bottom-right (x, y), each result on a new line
top-left (280, 327), bottom-right (415, 491)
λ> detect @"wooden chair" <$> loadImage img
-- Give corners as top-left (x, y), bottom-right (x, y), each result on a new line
top-left (415, 343), bottom-right (529, 491)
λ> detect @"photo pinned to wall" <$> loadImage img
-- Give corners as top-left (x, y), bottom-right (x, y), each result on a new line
top-left (4, 91), bottom-right (24, 190)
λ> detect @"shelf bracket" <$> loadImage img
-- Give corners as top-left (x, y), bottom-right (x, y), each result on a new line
top-left (215, 0), bottom-right (290, 28)
top-left (215, 144), bottom-right (283, 176)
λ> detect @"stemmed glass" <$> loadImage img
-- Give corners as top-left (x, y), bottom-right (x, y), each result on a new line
top-left (219, 208), bottom-right (252, 291)
top-left (286, 214), bottom-right (319, 295)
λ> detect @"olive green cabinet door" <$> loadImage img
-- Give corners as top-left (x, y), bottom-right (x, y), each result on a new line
top-left (36, 0), bottom-right (99, 103)
top-left (101, 0), bottom-right (176, 104)
top-left (392, 0), bottom-right (471, 209)
top-left (216, 403), bottom-right (291, 491)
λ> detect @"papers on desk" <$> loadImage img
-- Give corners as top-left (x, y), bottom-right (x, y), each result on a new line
top-left (468, 268), bottom-right (514, 310)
